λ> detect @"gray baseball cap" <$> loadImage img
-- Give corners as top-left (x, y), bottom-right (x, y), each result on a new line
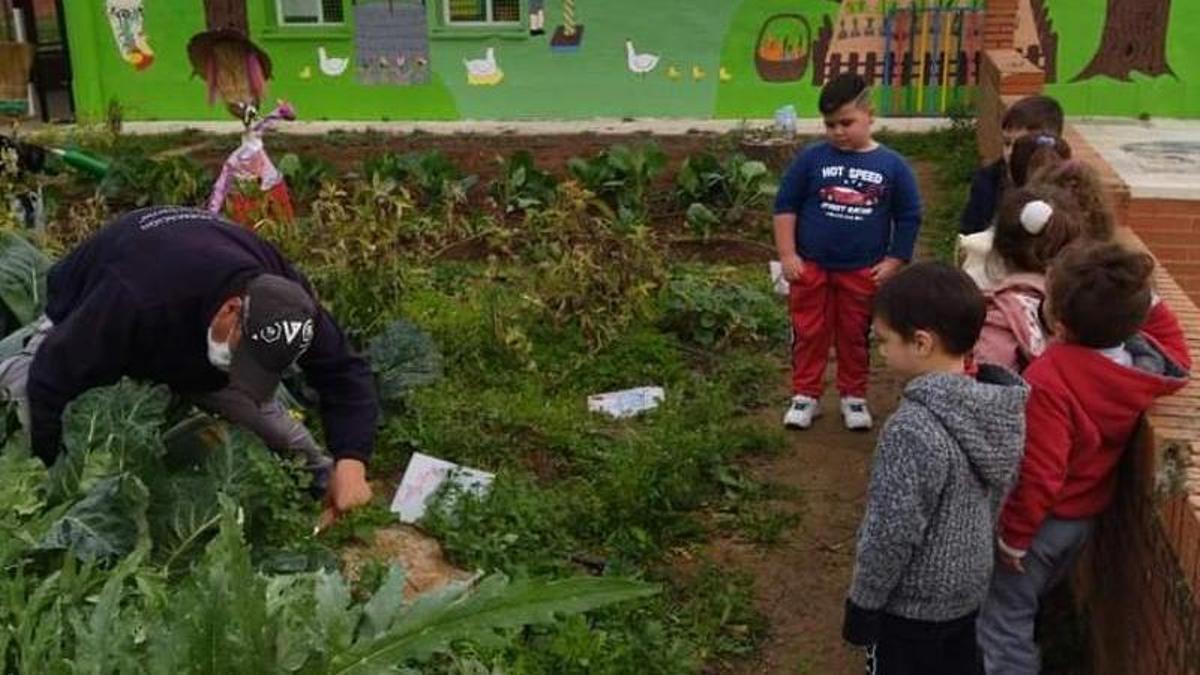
top-left (231, 274), bottom-right (317, 402)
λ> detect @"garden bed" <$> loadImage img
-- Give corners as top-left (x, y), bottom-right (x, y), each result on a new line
top-left (0, 121), bottom-right (976, 673)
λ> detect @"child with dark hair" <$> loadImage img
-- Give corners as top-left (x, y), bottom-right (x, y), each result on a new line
top-left (959, 134), bottom-right (1073, 290)
top-left (1032, 159), bottom-right (1116, 241)
top-left (979, 243), bottom-right (1191, 674)
top-left (843, 262), bottom-right (1028, 675)
top-left (972, 186), bottom-right (1087, 372)
top-left (774, 73), bottom-right (922, 431)
top-left (1008, 133), bottom-right (1071, 189)
top-left (960, 95), bottom-right (1065, 235)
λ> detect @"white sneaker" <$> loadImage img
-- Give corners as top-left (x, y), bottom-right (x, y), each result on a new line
top-left (783, 395), bottom-right (821, 429)
top-left (840, 397), bottom-right (873, 431)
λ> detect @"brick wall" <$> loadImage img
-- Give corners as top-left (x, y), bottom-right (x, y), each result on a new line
top-left (983, 0), bottom-right (1019, 50)
top-left (977, 41), bottom-right (1200, 675)
top-left (1071, 269), bottom-right (1200, 675)
top-left (1123, 199), bottom-right (1200, 306)
top-left (975, 50), bottom-right (1044, 164)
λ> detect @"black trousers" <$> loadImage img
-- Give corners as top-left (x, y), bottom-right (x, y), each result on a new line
top-left (864, 611), bottom-right (982, 675)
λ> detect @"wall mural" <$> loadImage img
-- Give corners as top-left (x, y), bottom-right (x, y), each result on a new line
top-left (464, 47), bottom-right (503, 86)
top-left (755, 14), bottom-right (812, 83)
top-left (354, 1), bottom-right (431, 86)
top-left (1070, 0), bottom-right (1172, 82)
top-left (63, 0), bottom-right (1199, 122)
top-left (551, 0), bottom-right (584, 51)
top-left (105, 0), bottom-right (154, 71)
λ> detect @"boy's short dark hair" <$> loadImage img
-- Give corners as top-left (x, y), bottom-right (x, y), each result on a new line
top-left (1048, 242), bottom-right (1155, 348)
top-left (1001, 95), bottom-right (1064, 135)
top-left (873, 262), bottom-right (986, 356)
top-left (819, 73), bottom-right (870, 115)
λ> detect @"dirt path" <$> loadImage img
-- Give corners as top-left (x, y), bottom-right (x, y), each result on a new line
top-left (717, 163), bottom-right (941, 674)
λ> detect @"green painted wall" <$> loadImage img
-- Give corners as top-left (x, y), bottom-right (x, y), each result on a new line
top-left (1042, 0), bottom-right (1198, 119)
top-left (66, 0), bottom-right (1200, 122)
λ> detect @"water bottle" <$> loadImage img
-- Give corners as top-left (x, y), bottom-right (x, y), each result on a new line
top-left (775, 105), bottom-right (797, 138)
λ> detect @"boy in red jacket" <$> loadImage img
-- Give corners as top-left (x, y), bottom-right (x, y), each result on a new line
top-left (978, 243), bottom-right (1191, 674)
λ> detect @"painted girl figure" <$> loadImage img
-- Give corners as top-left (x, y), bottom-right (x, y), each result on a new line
top-left (529, 0), bottom-right (546, 36)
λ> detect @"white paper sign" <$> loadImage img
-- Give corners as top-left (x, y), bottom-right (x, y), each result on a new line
top-left (769, 261), bottom-right (789, 296)
top-left (390, 452), bottom-right (495, 524)
top-left (587, 386), bottom-right (665, 419)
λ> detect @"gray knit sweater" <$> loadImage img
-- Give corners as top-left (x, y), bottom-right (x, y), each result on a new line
top-left (848, 365), bottom-right (1029, 621)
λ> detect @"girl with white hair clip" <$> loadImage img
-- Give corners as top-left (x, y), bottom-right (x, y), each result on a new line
top-left (973, 186), bottom-right (1090, 373)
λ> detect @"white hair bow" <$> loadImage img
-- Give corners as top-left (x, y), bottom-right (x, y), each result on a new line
top-left (1020, 200), bottom-right (1053, 235)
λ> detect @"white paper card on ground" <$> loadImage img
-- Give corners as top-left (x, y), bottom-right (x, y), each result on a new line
top-left (587, 386), bottom-right (665, 419)
top-left (390, 452), bottom-right (495, 523)
top-left (769, 261), bottom-right (789, 296)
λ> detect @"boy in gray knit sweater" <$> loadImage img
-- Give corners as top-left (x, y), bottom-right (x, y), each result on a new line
top-left (842, 263), bottom-right (1029, 675)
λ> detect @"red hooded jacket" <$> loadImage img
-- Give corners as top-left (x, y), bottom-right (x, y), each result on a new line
top-left (999, 301), bottom-right (1191, 552)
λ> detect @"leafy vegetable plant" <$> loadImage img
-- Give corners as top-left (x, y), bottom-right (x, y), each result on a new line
top-left (675, 153), bottom-right (776, 237)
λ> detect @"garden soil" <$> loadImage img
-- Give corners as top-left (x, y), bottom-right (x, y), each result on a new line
top-left (184, 131), bottom-right (943, 671)
top-left (340, 524), bottom-right (472, 600)
top-left (188, 130), bottom-right (815, 227)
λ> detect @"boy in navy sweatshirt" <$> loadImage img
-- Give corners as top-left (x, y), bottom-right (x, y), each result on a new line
top-left (773, 73), bottom-right (922, 431)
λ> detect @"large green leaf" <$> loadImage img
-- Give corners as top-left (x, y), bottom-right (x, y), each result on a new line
top-left (329, 574), bottom-right (660, 673)
top-left (150, 497), bottom-right (276, 675)
top-left (37, 474), bottom-right (150, 561)
top-left (49, 381), bottom-right (171, 503)
top-left (366, 319), bottom-right (443, 406)
top-left (0, 447), bottom-right (46, 519)
top-left (0, 231), bottom-right (50, 326)
top-left (69, 548), bottom-right (146, 675)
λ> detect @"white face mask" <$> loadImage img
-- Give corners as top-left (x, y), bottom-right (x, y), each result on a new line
top-left (207, 325), bottom-right (233, 371)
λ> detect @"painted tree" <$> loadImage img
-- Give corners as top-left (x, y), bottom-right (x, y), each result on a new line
top-left (203, 0), bottom-right (248, 34)
top-left (1072, 0), bottom-right (1173, 82)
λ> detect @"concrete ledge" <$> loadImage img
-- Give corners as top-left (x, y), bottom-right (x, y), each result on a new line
top-left (1072, 121), bottom-right (1200, 201)
top-left (115, 117), bottom-right (955, 137)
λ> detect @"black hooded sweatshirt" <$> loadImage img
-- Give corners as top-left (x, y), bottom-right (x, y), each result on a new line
top-left (27, 207), bottom-right (379, 464)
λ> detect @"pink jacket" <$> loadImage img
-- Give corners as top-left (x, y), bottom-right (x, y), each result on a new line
top-left (974, 273), bottom-right (1047, 374)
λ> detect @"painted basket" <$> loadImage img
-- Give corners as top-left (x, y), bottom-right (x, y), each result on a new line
top-left (754, 14), bottom-right (812, 83)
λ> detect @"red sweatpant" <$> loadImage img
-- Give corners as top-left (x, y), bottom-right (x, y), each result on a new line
top-left (788, 264), bottom-right (875, 399)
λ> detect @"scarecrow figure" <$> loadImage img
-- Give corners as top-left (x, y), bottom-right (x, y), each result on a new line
top-left (207, 101), bottom-right (297, 228)
top-left (188, 31), bottom-right (294, 228)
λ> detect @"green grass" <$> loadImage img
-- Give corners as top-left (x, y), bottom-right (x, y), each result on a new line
top-left (878, 115), bottom-right (979, 261)
top-left (376, 265), bottom-right (786, 671)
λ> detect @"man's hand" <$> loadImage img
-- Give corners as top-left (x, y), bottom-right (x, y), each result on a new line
top-left (316, 458), bottom-right (372, 533)
top-left (781, 254), bottom-right (806, 282)
top-left (870, 257), bottom-right (905, 285)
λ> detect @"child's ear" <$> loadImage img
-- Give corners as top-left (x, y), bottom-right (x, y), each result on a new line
top-left (913, 329), bottom-right (935, 357)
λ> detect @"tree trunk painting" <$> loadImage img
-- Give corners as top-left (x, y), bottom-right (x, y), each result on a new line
top-left (1072, 0), bottom-right (1173, 82)
top-left (204, 0), bottom-right (248, 35)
